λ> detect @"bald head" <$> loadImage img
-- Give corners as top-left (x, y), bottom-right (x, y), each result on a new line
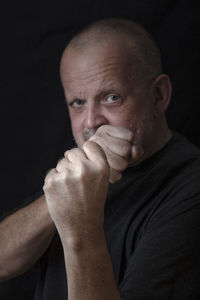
top-left (61, 18), bottom-right (162, 81)
top-left (59, 18), bottom-right (172, 153)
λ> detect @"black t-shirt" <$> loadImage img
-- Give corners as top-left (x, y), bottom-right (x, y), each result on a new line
top-left (35, 132), bottom-right (200, 300)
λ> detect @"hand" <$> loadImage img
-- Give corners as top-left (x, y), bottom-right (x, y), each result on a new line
top-left (43, 141), bottom-right (110, 240)
top-left (88, 125), bottom-right (144, 183)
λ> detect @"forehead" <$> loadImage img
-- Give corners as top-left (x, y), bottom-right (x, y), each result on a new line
top-left (60, 40), bottom-right (139, 94)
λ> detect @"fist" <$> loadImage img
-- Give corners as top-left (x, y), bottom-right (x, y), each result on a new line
top-left (43, 141), bottom-right (110, 238)
top-left (88, 125), bottom-right (144, 183)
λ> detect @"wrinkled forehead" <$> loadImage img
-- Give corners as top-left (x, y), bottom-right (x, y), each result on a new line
top-left (60, 39), bottom-right (140, 88)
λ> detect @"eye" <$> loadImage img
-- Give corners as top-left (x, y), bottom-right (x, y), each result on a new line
top-left (69, 99), bottom-right (85, 111)
top-left (108, 95), bottom-right (119, 102)
top-left (101, 94), bottom-right (121, 105)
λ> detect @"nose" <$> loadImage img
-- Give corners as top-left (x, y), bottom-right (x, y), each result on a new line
top-left (85, 103), bottom-right (108, 130)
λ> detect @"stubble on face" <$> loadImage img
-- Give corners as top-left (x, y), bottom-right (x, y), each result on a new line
top-left (82, 128), bottom-right (96, 142)
top-left (61, 39), bottom-right (157, 152)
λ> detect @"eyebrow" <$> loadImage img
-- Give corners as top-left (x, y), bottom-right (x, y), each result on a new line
top-left (66, 81), bottom-right (125, 104)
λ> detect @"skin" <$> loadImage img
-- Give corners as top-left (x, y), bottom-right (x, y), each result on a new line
top-left (0, 195), bottom-right (56, 281)
top-left (0, 41), bottom-right (146, 281)
top-left (43, 38), bottom-right (172, 299)
top-left (60, 40), bottom-right (171, 152)
top-left (0, 42), bottom-right (148, 282)
top-left (0, 131), bottom-right (138, 282)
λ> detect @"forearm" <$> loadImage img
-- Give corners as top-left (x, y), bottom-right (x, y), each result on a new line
top-left (61, 229), bottom-right (121, 300)
top-left (44, 141), bottom-right (122, 298)
top-left (0, 194), bottom-right (56, 281)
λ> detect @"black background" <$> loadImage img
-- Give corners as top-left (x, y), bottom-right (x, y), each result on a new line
top-left (0, 1), bottom-right (199, 299)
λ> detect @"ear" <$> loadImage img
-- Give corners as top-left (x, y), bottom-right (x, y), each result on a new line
top-left (152, 74), bottom-right (172, 117)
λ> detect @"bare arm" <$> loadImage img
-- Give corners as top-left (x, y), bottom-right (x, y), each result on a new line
top-left (0, 125), bottom-right (142, 285)
top-left (42, 126), bottom-right (143, 299)
top-left (0, 194), bottom-right (55, 281)
top-left (62, 228), bottom-right (121, 300)
top-left (44, 142), bottom-right (122, 299)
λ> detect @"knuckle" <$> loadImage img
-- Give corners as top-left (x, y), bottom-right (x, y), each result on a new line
top-left (69, 148), bottom-right (79, 155)
top-left (120, 127), bottom-right (134, 142)
top-left (60, 172), bottom-right (68, 182)
top-left (56, 158), bottom-right (65, 168)
top-left (56, 157), bottom-right (71, 172)
top-left (95, 166), bottom-right (109, 180)
top-left (66, 149), bottom-right (78, 161)
top-left (45, 169), bottom-right (54, 180)
top-left (127, 131), bottom-right (134, 142)
top-left (119, 141), bottom-right (132, 158)
top-left (44, 171), bottom-right (55, 188)
top-left (108, 157), bottom-right (128, 171)
top-left (92, 136), bottom-right (105, 149)
top-left (96, 159), bottom-right (109, 174)
top-left (120, 143), bottom-right (132, 157)
top-left (76, 163), bottom-right (87, 177)
top-left (89, 134), bottom-right (98, 143)
top-left (120, 159), bottom-right (129, 171)
top-left (95, 125), bottom-right (103, 134)
top-left (57, 157), bottom-right (64, 165)
top-left (83, 140), bottom-right (91, 148)
top-left (109, 168), bottom-right (122, 183)
top-left (96, 124), bottom-right (108, 135)
top-left (131, 145), bottom-right (143, 158)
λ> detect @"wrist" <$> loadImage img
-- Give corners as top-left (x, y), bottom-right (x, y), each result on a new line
top-left (59, 225), bottom-right (105, 253)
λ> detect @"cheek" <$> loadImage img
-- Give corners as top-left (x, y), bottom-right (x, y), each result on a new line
top-left (69, 113), bottom-right (84, 146)
top-left (114, 114), bottom-right (135, 130)
top-left (134, 110), bottom-right (155, 146)
top-left (115, 103), bottom-right (154, 144)
top-left (108, 106), bottom-right (136, 131)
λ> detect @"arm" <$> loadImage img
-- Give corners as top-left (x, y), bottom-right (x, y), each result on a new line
top-left (62, 228), bottom-right (121, 300)
top-left (0, 125), bottom-right (142, 284)
top-left (0, 194), bottom-right (55, 281)
top-left (44, 141), bottom-right (121, 300)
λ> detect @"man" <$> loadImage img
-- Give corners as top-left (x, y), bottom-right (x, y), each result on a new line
top-left (1, 18), bottom-right (200, 299)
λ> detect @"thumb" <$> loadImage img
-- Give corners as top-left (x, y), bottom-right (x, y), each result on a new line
top-left (109, 168), bottom-right (122, 184)
top-left (129, 144), bottom-right (144, 166)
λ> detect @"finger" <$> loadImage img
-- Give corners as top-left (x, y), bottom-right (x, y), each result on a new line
top-left (44, 168), bottom-right (58, 187)
top-left (45, 168), bottom-right (57, 179)
top-left (56, 157), bottom-right (69, 173)
top-left (129, 144), bottom-right (144, 166)
top-left (58, 149), bottom-right (88, 173)
top-left (104, 148), bottom-right (129, 171)
top-left (82, 141), bottom-right (108, 166)
top-left (65, 148), bottom-right (87, 162)
top-left (92, 125), bottom-right (134, 142)
top-left (109, 168), bottom-right (122, 184)
top-left (90, 134), bottom-right (132, 159)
